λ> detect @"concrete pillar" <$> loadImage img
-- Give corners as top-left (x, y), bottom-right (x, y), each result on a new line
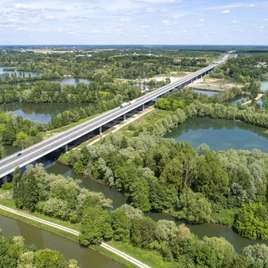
top-left (142, 104), bottom-right (145, 111)
top-left (65, 144), bottom-right (68, 152)
top-left (123, 114), bottom-right (126, 121)
top-left (99, 126), bottom-right (102, 135)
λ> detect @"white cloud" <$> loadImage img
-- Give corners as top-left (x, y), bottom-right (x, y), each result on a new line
top-left (221, 9), bottom-right (231, 14)
top-left (161, 19), bottom-right (170, 25)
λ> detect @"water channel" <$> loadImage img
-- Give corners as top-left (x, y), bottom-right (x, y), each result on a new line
top-left (1, 107), bottom-right (268, 263)
top-left (0, 215), bottom-right (124, 268)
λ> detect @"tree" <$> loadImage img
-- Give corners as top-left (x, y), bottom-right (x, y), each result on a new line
top-left (160, 157), bottom-right (184, 190)
top-left (194, 151), bottom-right (229, 203)
top-left (233, 202), bottom-right (268, 240)
top-left (13, 164), bottom-right (49, 211)
top-left (130, 217), bottom-right (156, 248)
top-left (155, 220), bottom-right (177, 241)
top-left (242, 244), bottom-right (268, 267)
top-left (176, 189), bottom-right (212, 224)
top-left (14, 131), bottom-right (29, 149)
top-left (33, 249), bottom-right (67, 268)
top-left (111, 209), bottom-right (130, 242)
top-left (195, 237), bottom-right (236, 268)
top-left (150, 182), bottom-right (177, 212)
top-left (79, 207), bottom-right (112, 246)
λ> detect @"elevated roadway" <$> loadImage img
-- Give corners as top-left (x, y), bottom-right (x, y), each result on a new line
top-left (0, 54), bottom-right (229, 178)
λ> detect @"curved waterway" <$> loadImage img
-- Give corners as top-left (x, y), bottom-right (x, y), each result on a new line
top-left (2, 117), bottom-right (268, 259)
top-left (47, 161), bottom-right (268, 253)
top-left (166, 117), bottom-right (268, 152)
top-left (0, 215), bottom-right (123, 268)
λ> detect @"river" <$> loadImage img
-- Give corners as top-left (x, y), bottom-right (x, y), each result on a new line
top-left (2, 115), bottom-right (268, 260)
top-left (47, 160), bottom-right (268, 253)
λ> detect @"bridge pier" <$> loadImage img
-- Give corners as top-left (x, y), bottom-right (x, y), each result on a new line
top-left (65, 144), bottom-right (68, 152)
top-left (123, 114), bottom-right (126, 121)
top-left (142, 104), bottom-right (145, 111)
top-left (99, 126), bottom-right (103, 135)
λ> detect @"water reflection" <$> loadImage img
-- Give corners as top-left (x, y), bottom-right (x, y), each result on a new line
top-left (0, 103), bottom-right (83, 124)
top-left (166, 117), bottom-right (268, 152)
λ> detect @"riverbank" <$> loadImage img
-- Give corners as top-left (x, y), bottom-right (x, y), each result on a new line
top-left (0, 203), bottom-right (150, 268)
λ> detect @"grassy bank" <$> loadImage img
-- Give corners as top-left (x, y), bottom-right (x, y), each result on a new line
top-left (110, 241), bottom-right (178, 268)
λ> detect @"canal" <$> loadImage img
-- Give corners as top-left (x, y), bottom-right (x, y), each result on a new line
top-left (0, 215), bottom-right (124, 268)
top-left (2, 110), bottom-right (268, 261)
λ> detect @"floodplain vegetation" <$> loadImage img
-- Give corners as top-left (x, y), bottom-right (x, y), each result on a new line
top-left (1, 49), bottom-right (268, 267)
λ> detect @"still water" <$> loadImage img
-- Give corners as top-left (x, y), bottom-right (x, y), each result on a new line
top-left (192, 89), bottom-right (218, 97)
top-left (0, 67), bottom-right (39, 78)
top-left (57, 78), bottom-right (91, 86)
top-left (0, 215), bottom-right (124, 268)
top-left (0, 103), bottom-right (82, 124)
top-left (166, 117), bottom-right (268, 152)
top-left (47, 159), bottom-right (268, 253)
top-left (261, 81), bottom-right (268, 92)
top-left (2, 117), bottom-right (268, 257)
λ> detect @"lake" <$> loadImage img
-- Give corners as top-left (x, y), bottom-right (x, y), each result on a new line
top-left (0, 67), bottom-right (39, 78)
top-left (166, 117), bottom-right (268, 152)
top-left (192, 89), bottom-right (219, 97)
top-left (0, 103), bottom-right (82, 124)
top-left (261, 81), bottom-right (268, 92)
top-left (57, 78), bottom-right (91, 86)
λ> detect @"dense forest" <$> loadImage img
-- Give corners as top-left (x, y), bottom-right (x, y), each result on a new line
top-left (1, 49), bottom-right (268, 267)
top-left (5, 164), bottom-right (268, 268)
top-left (61, 100), bottom-right (268, 242)
top-left (0, 49), bottom-right (217, 82)
top-left (211, 54), bottom-right (268, 83)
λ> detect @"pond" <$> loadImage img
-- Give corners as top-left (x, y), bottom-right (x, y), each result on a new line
top-left (0, 215), bottom-right (124, 268)
top-left (57, 78), bottom-right (91, 86)
top-left (0, 103), bottom-right (82, 124)
top-left (0, 67), bottom-right (39, 78)
top-left (261, 81), bottom-right (268, 92)
top-left (166, 117), bottom-right (268, 152)
top-left (192, 89), bottom-right (219, 97)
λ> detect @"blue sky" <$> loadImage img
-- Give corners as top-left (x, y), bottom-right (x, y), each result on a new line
top-left (0, 0), bottom-right (267, 45)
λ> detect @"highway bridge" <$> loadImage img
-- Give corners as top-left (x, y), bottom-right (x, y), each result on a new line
top-left (0, 54), bottom-right (229, 179)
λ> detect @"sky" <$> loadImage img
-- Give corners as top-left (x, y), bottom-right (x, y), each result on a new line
top-left (0, 0), bottom-right (267, 45)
